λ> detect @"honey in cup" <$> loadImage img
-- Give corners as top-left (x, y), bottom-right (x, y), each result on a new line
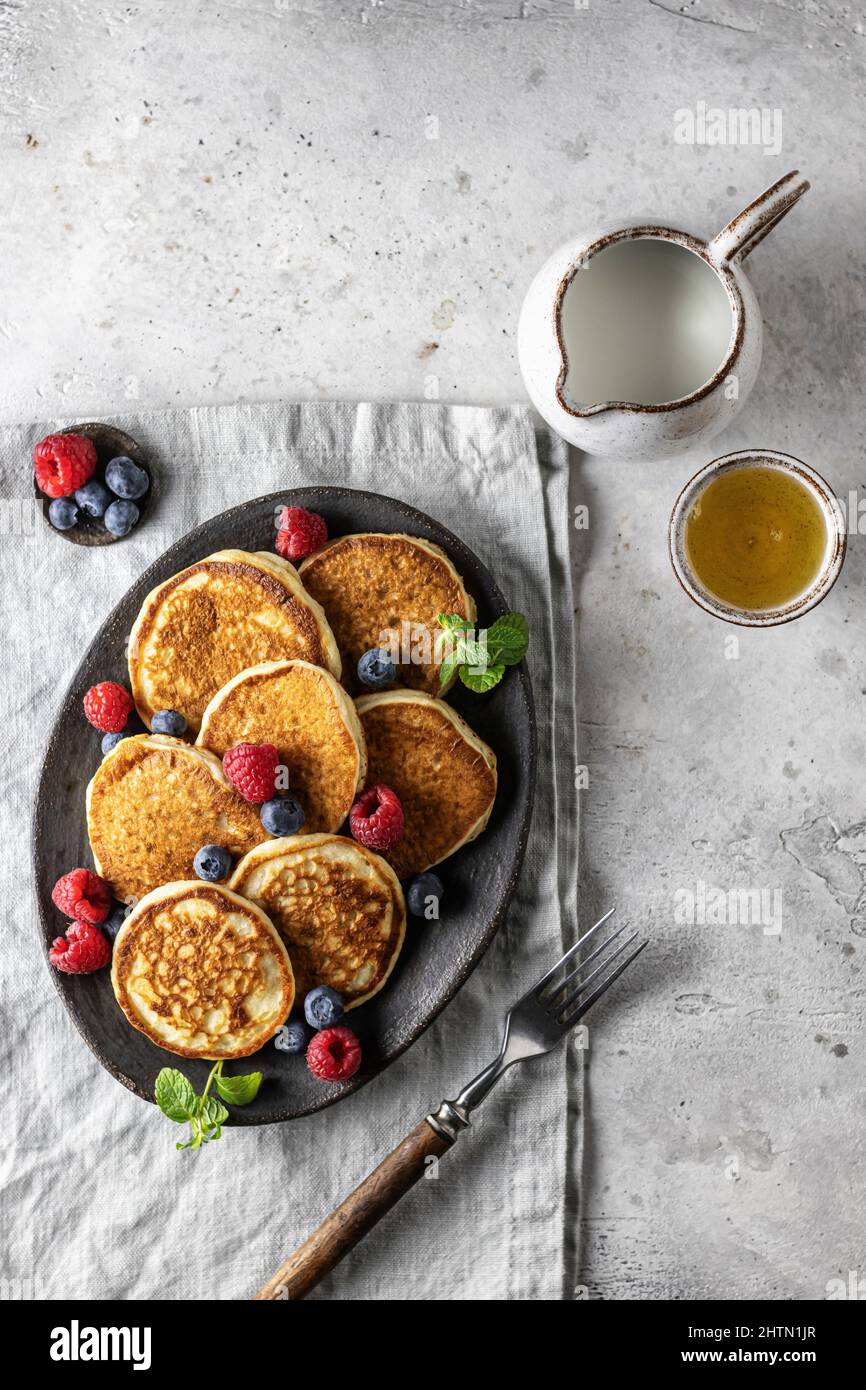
top-left (684, 464), bottom-right (830, 612)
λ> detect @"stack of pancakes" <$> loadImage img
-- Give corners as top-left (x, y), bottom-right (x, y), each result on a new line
top-left (93, 533), bottom-right (500, 1062)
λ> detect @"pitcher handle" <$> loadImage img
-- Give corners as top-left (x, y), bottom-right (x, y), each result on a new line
top-left (710, 170), bottom-right (810, 263)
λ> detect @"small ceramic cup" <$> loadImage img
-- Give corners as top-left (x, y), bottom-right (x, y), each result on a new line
top-left (669, 448), bottom-right (846, 627)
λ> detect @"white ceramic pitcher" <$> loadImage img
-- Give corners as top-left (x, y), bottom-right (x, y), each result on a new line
top-left (517, 171), bottom-right (809, 461)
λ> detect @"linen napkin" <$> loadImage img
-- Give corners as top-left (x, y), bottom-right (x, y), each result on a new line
top-left (1, 401), bottom-right (576, 1301)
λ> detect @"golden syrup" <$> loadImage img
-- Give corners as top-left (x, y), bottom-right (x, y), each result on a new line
top-left (685, 465), bottom-right (828, 611)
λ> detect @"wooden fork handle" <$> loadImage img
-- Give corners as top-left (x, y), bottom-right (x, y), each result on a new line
top-left (254, 1119), bottom-right (453, 1300)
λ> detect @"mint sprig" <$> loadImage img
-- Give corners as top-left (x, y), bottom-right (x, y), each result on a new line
top-left (437, 610), bottom-right (529, 693)
top-left (155, 1060), bottom-right (261, 1151)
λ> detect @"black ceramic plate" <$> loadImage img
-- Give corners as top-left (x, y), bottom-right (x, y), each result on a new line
top-left (32, 488), bottom-right (536, 1123)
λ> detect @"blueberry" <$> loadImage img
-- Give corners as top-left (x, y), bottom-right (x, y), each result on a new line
top-left (407, 871), bottom-right (444, 920)
top-left (105, 456), bottom-right (148, 500)
top-left (101, 730), bottom-right (130, 755)
top-left (274, 1019), bottom-right (313, 1054)
top-left (151, 709), bottom-right (187, 737)
top-left (260, 795), bottom-right (305, 837)
top-left (304, 985), bottom-right (345, 1030)
top-left (74, 478), bottom-right (112, 518)
top-left (48, 497), bottom-right (78, 530)
top-left (194, 844), bottom-right (232, 882)
top-left (357, 647), bottom-right (396, 689)
top-left (102, 903), bottom-right (129, 943)
top-left (104, 499), bottom-right (139, 537)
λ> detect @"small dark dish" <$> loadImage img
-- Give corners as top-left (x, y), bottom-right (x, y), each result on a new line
top-left (34, 422), bottom-right (154, 547)
top-left (32, 488), bottom-right (536, 1123)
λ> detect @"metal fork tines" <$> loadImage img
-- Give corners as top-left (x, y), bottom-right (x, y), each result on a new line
top-left (439, 910), bottom-right (647, 1125)
top-left (536, 910), bottom-right (646, 1027)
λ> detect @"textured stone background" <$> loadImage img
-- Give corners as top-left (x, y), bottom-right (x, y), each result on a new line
top-left (3, 0), bottom-right (864, 1299)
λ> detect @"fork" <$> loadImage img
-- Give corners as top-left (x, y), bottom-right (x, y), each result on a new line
top-left (254, 909), bottom-right (646, 1300)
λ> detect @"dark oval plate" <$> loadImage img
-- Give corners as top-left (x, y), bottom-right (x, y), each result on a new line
top-left (32, 488), bottom-right (536, 1123)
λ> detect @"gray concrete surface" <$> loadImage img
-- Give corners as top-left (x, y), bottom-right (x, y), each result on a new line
top-left (3, 0), bottom-right (864, 1299)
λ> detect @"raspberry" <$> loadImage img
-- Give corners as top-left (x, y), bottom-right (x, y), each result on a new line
top-left (83, 681), bottom-right (133, 733)
top-left (222, 742), bottom-right (280, 802)
top-left (349, 783), bottom-right (404, 851)
top-left (49, 920), bottom-right (111, 974)
top-left (275, 506), bottom-right (327, 562)
top-left (51, 868), bottom-right (111, 924)
top-left (306, 1026), bottom-right (362, 1082)
top-left (34, 433), bottom-right (97, 499)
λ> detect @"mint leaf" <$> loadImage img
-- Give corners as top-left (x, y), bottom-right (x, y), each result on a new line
top-left (437, 612), bottom-right (474, 633)
top-left (200, 1095), bottom-right (229, 1141)
top-left (486, 613), bottom-right (529, 666)
top-left (438, 650), bottom-right (460, 688)
top-left (155, 1068), bottom-right (197, 1123)
top-left (458, 637), bottom-right (486, 670)
top-left (215, 1071), bottom-right (262, 1107)
top-left (202, 1095), bottom-right (229, 1126)
top-left (459, 663), bottom-right (505, 693)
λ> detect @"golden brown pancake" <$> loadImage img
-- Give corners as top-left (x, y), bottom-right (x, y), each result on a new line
top-left (196, 660), bottom-right (366, 833)
top-left (111, 881), bottom-right (294, 1060)
top-left (128, 550), bottom-right (341, 733)
top-left (355, 691), bottom-right (497, 878)
top-left (87, 735), bottom-right (264, 904)
top-left (299, 533), bottom-right (475, 695)
top-left (230, 834), bottom-right (405, 1007)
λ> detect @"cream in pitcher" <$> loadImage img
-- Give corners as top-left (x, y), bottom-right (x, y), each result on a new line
top-left (559, 238), bottom-right (733, 409)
